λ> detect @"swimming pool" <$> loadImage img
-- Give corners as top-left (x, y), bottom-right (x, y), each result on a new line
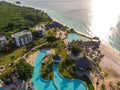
top-left (0, 87), bottom-right (3, 90)
top-left (53, 64), bottom-right (87, 90)
top-left (32, 50), bottom-right (56, 90)
top-left (67, 32), bottom-right (86, 42)
top-left (32, 50), bottom-right (88, 90)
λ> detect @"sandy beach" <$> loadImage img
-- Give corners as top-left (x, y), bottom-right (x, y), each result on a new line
top-left (100, 44), bottom-right (120, 78)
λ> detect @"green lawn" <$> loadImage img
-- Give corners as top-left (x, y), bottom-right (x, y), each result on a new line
top-left (0, 47), bottom-right (26, 65)
top-left (41, 55), bottom-right (54, 80)
top-left (55, 47), bottom-right (67, 58)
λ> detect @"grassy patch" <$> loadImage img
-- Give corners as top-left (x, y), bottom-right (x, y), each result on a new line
top-left (0, 47), bottom-right (26, 65)
top-left (55, 47), bottom-right (67, 58)
top-left (41, 55), bottom-right (54, 80)
top-left (58, 58), bottom-right (75, 79)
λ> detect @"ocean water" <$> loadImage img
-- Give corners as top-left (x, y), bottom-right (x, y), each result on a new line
top-left (1, 0), bottom-right (120, 51)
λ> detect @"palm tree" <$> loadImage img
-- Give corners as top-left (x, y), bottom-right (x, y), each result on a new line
top-left (59, 32), bottom-right (62, 37)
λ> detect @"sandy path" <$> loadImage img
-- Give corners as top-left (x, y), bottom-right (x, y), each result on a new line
top-left (26, 51), bottom-right (39, 66)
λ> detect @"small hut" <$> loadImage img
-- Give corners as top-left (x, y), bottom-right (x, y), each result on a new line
top-left (52, 54), bottom-right (61, 63)
top-left (76, 56), bottom-right (91, 71)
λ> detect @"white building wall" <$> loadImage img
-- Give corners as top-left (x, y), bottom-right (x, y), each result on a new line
top-left (12, 30), bottom-right (33, 47)
top-left (21, 38), bottom-right (24, 46)
top-left (0, 36), bottom-right (7, 46)
top-left (15, 38), bottom-right (20, 47)
top-left (42, 30), bottom-right (46, 36)
top-left (28, 35), bottom-right (30, 42)
top-left (25, 37), bottom-right (28, 44)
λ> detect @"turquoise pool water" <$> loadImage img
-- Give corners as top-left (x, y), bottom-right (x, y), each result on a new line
top-left (53, 64), bottom-right (87, 90)
top-left (67, 33), bottom-right (86, 42)
top-left (32, 50), bottom-right (56, 90)
top-left (32, 50), bottom-right (87, 90)
top-left (0, 87), bottom-right (3, 90)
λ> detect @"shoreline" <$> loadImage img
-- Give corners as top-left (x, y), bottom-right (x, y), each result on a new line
top-left (4, 0), bottom-right (120, 53)
top-left (52, 16), bottom-right (120, 54)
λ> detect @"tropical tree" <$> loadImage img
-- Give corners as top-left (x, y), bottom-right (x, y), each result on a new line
top-left (46, 35), bottom-right (57, 42)
top-left (71, 43), bottom-right (81, 56)
top-left (16, 59), bottom-right (33, 81)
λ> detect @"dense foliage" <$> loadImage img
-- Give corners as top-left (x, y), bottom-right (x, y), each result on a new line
top-left (41, 56), bottom-right (54, 80)
top-left (16, 59), bottom-right (33, 81)
top-left (46, 35), bottom-right (57, 42)
top-left (71, 42), bottom-right (81, 56)
top-left (0, 1), bottom-right (52, 36)
top-left (58, 58), bottom-right (94, 90)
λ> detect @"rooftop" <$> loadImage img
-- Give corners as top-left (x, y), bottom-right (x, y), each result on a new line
top-left (35, 25), bottom-right (45, 31)
top-left (12, 30), bottom-right (31, 38)
top-left (52, 54), bottom-right (61, 60)
top-left (76, 56), bottom-right (91, 70)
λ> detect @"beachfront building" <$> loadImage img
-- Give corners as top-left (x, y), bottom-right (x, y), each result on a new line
top-left (34, 25), bottom-right (46, 36)
top-left (0, 35), bottom-right (7, 47)
top-left (11, 30), bottom-right (32, 47)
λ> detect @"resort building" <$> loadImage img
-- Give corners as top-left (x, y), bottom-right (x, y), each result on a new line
top-left (11, 30), bottom-right (32, 47)
top-left (0, 35), bottom-right (7, 47)
top-left (34, 25), bottom-right (46, 36)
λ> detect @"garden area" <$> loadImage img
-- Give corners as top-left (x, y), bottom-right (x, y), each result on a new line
top-left (41, 55), bottom-right (54, 80)
top-left (0, 58), bottom-right (33, 85)
top-left (58, 58), bottom-right (94, 90)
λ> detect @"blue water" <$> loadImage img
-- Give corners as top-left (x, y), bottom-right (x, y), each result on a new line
top-left (0, 87), bottom-right (3, 90)
top-left (32, 50), bottom-right (87, 90)
top-left (32, 50), bottom-right (56, 90)
top-left (53, 64), bottom-right (87, 90)
top-left (67, 32), bottom-right (86, 42)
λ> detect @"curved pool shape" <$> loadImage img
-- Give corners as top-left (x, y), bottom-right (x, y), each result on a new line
top-left (32, 50), bottom-right (87, 90)
top-left (67, 32), bottom-right (86, 42)
top-left (53, 64), bottom-right (87, 90)
top-left (32, 50), bottom-right (56, 90)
